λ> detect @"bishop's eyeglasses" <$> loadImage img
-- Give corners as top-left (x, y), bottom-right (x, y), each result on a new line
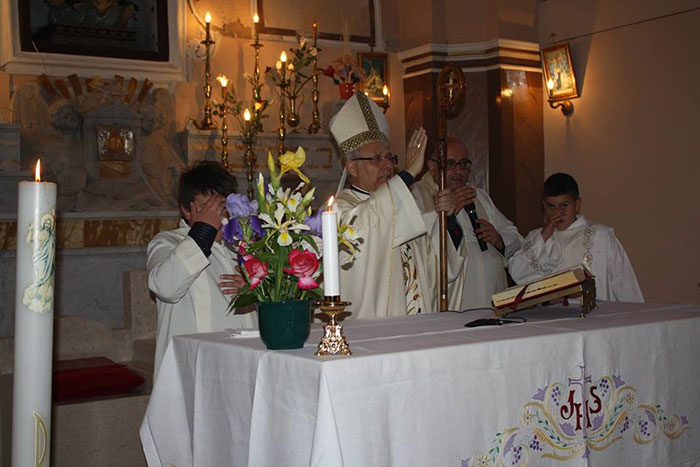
top-left (353, 153), bottom-right (400, 165)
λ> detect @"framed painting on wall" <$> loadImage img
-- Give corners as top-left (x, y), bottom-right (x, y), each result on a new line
top-left (358, 52), bottom-right (387, 102)
top-left (17, 0), bottom-right (170, 61)
top-left (541, 42), bottom-right (578, 101)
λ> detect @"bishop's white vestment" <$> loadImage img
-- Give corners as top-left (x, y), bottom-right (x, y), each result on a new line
top-left (508, 215), bottom-right (644, 302)
top-left (147, 220), bottom-right (256, 376)
top-left (336, 176), bottom-right (457, 318)
top-left (413, 173), bottom-right (523, 310)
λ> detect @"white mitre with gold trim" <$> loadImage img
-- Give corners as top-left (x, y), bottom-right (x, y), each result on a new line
top-left (329, 92), bottom-right (390, 157)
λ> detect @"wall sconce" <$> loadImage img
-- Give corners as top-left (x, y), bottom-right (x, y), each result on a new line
top-left (379, 85), bottom-right (390, 113)
top-left (541, 41), bottom-right (578, 116)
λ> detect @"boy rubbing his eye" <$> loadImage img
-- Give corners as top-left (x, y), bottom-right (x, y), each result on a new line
top-left (147, 161), bottom-right (256, 376)
top-left (508, 172), bottom-right (643, 302)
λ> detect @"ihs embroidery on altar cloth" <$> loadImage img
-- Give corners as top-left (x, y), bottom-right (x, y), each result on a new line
top-left (462, 365), bottom-right (690, 466)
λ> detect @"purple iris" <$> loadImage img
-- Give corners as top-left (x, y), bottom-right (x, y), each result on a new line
top-left (222, 217), bottom-right (243, 242)
top-left (226, 193), bottom-right (258, 218)
top-left (304, 209), bottom-right (324, 237)
top-left (249, 216), bottom-right (265, 238)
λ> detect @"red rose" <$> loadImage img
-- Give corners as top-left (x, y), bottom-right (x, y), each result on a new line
top-left (244, 258), bottom-right (268, 289)
top-left (238, 242), bottom-right (252, 262)
top-left (283, 249), bottom-right (319, 290)
top-left (322, 65), bottom-right (335, 78)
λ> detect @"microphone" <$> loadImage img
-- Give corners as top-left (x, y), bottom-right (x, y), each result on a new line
top-left (465, 203), bottom-right (488, 251)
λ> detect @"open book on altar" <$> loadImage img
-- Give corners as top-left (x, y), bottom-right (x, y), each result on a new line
top-left (491, 266), bottom-right (596, 317)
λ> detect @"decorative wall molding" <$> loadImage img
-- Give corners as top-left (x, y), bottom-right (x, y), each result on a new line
top-left (399, 39), bottom-right (542, 78)
top-left (0, 0), bottom-right (188, 81)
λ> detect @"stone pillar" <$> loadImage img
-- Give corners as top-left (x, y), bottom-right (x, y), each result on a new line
top-left (487, 69), bottom-right (544, 235)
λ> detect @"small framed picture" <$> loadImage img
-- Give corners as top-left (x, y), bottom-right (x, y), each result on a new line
top-left (358, 52), bottom-right (388, 101)
top-left (541, 42), bottom-right (579, 101)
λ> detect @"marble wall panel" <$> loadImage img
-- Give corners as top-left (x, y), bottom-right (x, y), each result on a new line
top-left (124, 270), bottom-right (157, 342)
top-left (98, 161), bottom-right (132, 178)
top-left (0, 217), bottom-right (179, 250)
top-left (0, 246), bottom-right (147, 337)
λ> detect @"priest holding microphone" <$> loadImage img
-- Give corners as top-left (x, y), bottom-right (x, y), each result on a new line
top-left (413, 138), bottom-right (523, 310)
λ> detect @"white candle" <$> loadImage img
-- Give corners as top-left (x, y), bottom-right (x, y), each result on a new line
top-left (12, 159), bottom-right (57, 466)
top-left (321, 196), bottom-right (340, 297)
top-left (204, 11), bottom-right (212, 42)
top-left (253, 13), bottom-right (259, 43)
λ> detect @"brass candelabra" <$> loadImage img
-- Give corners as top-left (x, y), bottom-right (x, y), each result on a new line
top-left (308, 23), bottom-right (321, 134)
top-left (251, 32), bottom-right (264, 131)
top-left (240, 111), bottom-right (257, 200)
top-left (277, 59), bottom-right (287, 155)
top-left (216, 75), bottom-right (230, 170)
top-left (199, 15), bottom-right (216, 130)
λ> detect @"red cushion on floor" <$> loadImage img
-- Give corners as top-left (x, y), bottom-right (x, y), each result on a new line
top-left (53, 362), bottom-right (145, 402)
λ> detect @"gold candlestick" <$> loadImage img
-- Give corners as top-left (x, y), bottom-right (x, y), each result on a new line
top-left (251, 14), bottom-right (264, 131)
top-left (241, 108), bottom-right (257, 200)
top-left (308, 21), bottom-right (321, 134)
top-left (277, 52), bottom-right (288, 155)
top-left (314, 297), bottom-right (352, 356)
top-left (200, 12), bottom-right (216, 130)
top-left (252, 12), bottom-right (259, 44)
top-left (216, 75), bottom-right (230, 170)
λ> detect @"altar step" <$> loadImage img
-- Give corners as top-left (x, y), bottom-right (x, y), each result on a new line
top-left (52, 393), bottom-right (149, 467)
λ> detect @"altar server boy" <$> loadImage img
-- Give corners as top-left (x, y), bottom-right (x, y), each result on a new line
top-left (147, 161), bottom-right (255, 376)
top-left (509, 172), bottom-right (643, 302)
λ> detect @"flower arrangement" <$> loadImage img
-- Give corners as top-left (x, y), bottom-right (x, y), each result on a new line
top-left (223, 147), bottom-right (359, 308)
top-left (213, 73), bottom-right (270, 131)
top-left (265, 35), bottom-right (319, 98)
top-left (322, 55), bottom-right (366, 85)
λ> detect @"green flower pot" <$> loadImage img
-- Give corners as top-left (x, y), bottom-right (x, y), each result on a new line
top-left (256, 299), bottom-right (312, 350)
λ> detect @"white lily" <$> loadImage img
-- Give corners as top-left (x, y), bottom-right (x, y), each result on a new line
top-left (277, 228), bottom-right (293, 246)
top-left (342, 225), bottom-right (359, 241)
top-left (274, 202), bottom-right (285, 225)
top-left (286, 192), bottom-right (303, 212)
top-left (259, 212), bottom-right (277, 229)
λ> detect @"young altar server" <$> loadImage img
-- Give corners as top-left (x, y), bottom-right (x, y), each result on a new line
top-left (147, 161), bottom-right (256, 375)
top-left (508, 172), bottom-right (643, 302)
top-left (329, 92), bottom-right (465, 318)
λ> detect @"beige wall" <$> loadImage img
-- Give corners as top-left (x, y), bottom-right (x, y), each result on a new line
top-left (539, 1), bottom-right (700, 304)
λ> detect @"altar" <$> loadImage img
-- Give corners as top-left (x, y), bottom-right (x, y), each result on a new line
top-left (140, 302), bottom-right (700, 466)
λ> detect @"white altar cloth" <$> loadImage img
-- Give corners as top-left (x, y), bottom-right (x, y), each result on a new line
top-left (140, 302), bottom-right (700, 467)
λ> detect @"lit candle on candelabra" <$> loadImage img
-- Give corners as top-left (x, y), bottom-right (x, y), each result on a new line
top-left (205, 11), bottom-right (212, 41)
top-left (253, 12), bottom-right (259, 44)
top-left (12, 159), bottom-right (57, 466)
top-left (217, 74), bottom-right (228, 94)
top-left (313, 21), bottom-right (318, 45)
top-left (383, 84), bottom-right (389, 104)
top-left (216, 75), bottom-right (230, 168)
top-left (321, 196), bottom-right (340, 297)
top-left (243, 108), bottom-right (252, 129)
top-left (280, 51), bottom-right (288, 82)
